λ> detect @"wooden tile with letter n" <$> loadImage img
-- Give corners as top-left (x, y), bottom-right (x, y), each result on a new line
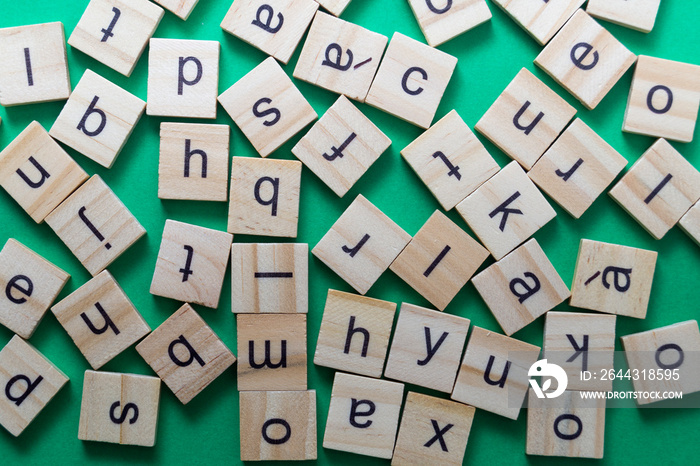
top-left (316, 0), bottom-right (350, 17)
top-left (587, 0), bottom-right (661, 33)
top-left (490, 0), bottom-right (583, 45)
top-left (153, 0), bottom-right (198, 20)
top-left (680, 201), bottom-right (700, 246)
top-left (408, 0), bottom-right (491, 47)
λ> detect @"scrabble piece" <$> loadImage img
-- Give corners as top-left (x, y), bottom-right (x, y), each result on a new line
top-left (153, 0), bottom-right (199, 20)
top-left (680, 201), bottom-right (700, 246)
top-left (49, 69), bottom-right (146, 168)
top-left (0, 335), bottom-right (69, 437)
top-left (570, 240), bottom-right (657, 319)
top-left (228, 157), bottom-right (302, 237)
top-left (68, 0), bottom-right (164, 76)
top-left (528, 118), bottom-right (628, 218)
top-left (240, 390), bottom-right (317, 461)
top-left (456, 161), bottom-right (556, 260)
top-left (51, 270), bottom-right (150, 370)
top-left (0, 22), bottom-right (71, 106)
top-left (475, 68), bottom-right (576, 170)
top-left (45, 175), bottom-right (146, 277)
top-left (237, 314), bottom-right (307, 391)
top-left (587, 0), bottom-right (661, 33)
top-left (0, 121), bottom-right (88, 223)
top-left (292, 95), bottom-right (391, 197)
top-left (451, 326), bottom-right (540, 419)
top-left (218, 57), bottom-right (317, 157)
top-left (407, 0), bottom-right (491, 47)
top-left (535, 10), bottom-right (636, 110)
top-left (472, 239), bottom-right (570, 336)
top-left (158, 123), bottom-right (230, 201)
top-left (0, 239), bottom-right (69, 339)
top-left (312, 194), bottom-right (411, 294)
top-left (609, 139), bottom-right (700, 239)
top-left (150, 219), bottom-right (233, 308)
top-left (383, 303), bottom-right (470, 393)
top-left (135, 303), bottom-right (236, 404)
top-left (365, 32), bottom-right (458, 129)
top-left (78, 370), bottom-right (160, 446)
top-left (316, 0), bottom-right (350, 16)
top-left (389, 210), bottom-right (489, 310)
top-left (491, 0), bottom-right (584, 45)
top-left (323, 372), bottom-right (404, 459)
top-left (147, 38), bottom-right (220, 118)
top-left (231, 243), bottom-right (308, 314)
top-left (401, 109), bottom-right (499, 210)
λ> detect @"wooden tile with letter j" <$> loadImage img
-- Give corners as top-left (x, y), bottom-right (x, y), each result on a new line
top-left (490, 0), bottom-right (583, 45)
top-left (408, 0), bottom-right (491, 47)
top-left (587, 0), bottom-right (661, 33)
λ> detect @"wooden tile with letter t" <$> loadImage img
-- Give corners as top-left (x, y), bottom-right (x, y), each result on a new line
top-left (491, 0), bottom-right (583, 45)
top-left (153, 0), bottom-right (198, 20)
top-left (680, 201), bottom-right (700, 247)
top-left (408, 0), bottom-right (491, 47)
top-left (587, 0), bottom-right (661, 33)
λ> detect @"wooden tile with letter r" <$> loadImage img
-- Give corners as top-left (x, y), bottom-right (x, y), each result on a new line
top-left (408, 0), bottom-right (491, 47)
top-left (316, 0), bottom-right (350, 16)
top-left (490, 0), bottom-right (584, 45)
top-left (680, 201), bottom-right (700, 247)
top-left (587, 0), bottom-right (661, 33)
top-left (153, 0), bottom-right (198, 20)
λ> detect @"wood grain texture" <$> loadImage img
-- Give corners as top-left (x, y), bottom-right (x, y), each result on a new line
top-left (680, 200), bottom-right (700, 246)
top-left (153, 0), bottom-right (199, 20)
top-left (315, 0), bottom-right (351, 16)
top-left (491, 0), bottom-right (584, 45)
top-left (587, 0), bottom-right (660, 33)
top-left (407, 0), bottom-right (491, 47)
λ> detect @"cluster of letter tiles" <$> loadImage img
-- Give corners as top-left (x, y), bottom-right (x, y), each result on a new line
top-left (1, 0), bottom-right (700, 462)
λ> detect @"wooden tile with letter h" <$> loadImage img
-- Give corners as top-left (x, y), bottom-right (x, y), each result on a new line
top-left (680, 201), bottom-right (700, 246)
top-left (587, 0), bottom-right (661, 33)
top-left (490, 0), bottom-right (583, 45)
top-left (408, 0), bottom-right (491, 47)
top-left (153, 0), bottom-right (198, 20)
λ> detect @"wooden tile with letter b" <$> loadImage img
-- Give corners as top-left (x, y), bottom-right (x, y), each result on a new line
top-left (680, 201), bottom-right (700, 246)
top-left (408, 0), bottom-right (491, 47)
top-left (490, 0), bottom-right (583, 45)
top-left (153, 0), bottom-right (198, 20)
top-left (587, 0), bottom-right (661, 33)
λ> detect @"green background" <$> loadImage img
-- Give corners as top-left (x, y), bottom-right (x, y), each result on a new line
top-left (1, 0), bottom-right (699, 464)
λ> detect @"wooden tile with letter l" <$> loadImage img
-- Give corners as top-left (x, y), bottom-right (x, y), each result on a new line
top-left (609, 139), bottom-right (700, 239)
top-left (680, 201), bottom-right (700, 246)
top-left (292, 95), bottom-right (391, 197)
top-left (408, 0), bottom-right (491, 47)
top-left (78, 370), bottom-right (160, 446)
top-left (365, 32), bottom-right (458, 129)
top-left (490, 0), bottom-right (583, 45)
top-left (0, 335), bottom-right (69, 437)
top-left (534, 10), bottom-right (636, 110)
top-left (587, 0), bottom-right (661, 33)
top-left (316, 0), bottom-right (350, 16)
top-left (135, 303), bottom-right (236, 404)
top-left (153, 0), bottom-right (198, 20)
top-left (219, 57), bottom-right (317, 157)
top-left (150, 219), bottom-right (233, 308)
top-left (389, 210), bottom-right (489, 310)
top-left (456, 161), bottom-right (556, 260)
top-left (475, 68), bottom-right (576, 170)
top-left (312, 194), bottom-right (412, 294)
top-left (323, 372), bottom-right (404, 459)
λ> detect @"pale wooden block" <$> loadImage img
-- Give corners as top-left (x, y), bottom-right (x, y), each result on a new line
top-left (401, 109), bottom-right (499, 210)
top-left (316, 0), bottom-right (350, 17)
top-left (158, 123), bottom-right (230, 201)
top-left (389, 210), bottom-right (489, 311)
top-left (365, 32), bottom-right (458, 129)
top-left (0, 121), bottom-right (88, 223)
top-left (451, 326), bottom-right (540, 420)
top-left (491, 0), bottom-right (584, 45)
top-left (49, 69), bottom-right (146, 169)
top-left (150, 219), bottom-right (232, 308)
top-left (237, 314), bottom-right (307, 391)
top-left (292, 95), bottom-right (391, 197)
top-left (528, 118), bottom-right (628, 218)
top-left (0, 335), bottom-right (69, 437)
top-left (475, 68), bottom-right (576, 170)
top-left (535, 10), bottom-right (636, 110)
top-left (45, 175), bottom-right (146, 277)
top-left (311, 194), bottom-right (411, 294)
top-left (456, 161), bottom-right (556, 260)
top-left (323, 372), bottom-right (404, 459)
top-left (78, 370), bottom-right (160, 446)
top-left (219, 57), bottom-right (317, 157)
top-left (0, 239), bottom-right (69, 339)
top-left (135, 303), bottom-right (236, 404)
top-left (153, 0), bottom-right (199, 20)
top-left (680, 200), bottom-right (700, 246)
top-left (609, 139), bottom-right (700, 239)
top-left (587, 0), bottom-right (661, 33)
top-left (0, 22), bottom-right (71, 106)
top-left (68, 0), bottom-right (164, 76)
top-left (383, 303), bottom-right (470, 393)
top-left (408, 0), bottom-right (491, 47)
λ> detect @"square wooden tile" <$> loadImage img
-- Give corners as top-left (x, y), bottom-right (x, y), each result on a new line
top-left (153, 0), bottom-right (198, 20)
top-left (408, 0), bottom-right (491, 47)
top-left (680, 200), bottom-right (700, 246)
top-left (316, 0), bottom-right (350, 16)
top-left (491, 0), bottom-right (584, 45)
top-left (587, 0), bottom-right (661, 33)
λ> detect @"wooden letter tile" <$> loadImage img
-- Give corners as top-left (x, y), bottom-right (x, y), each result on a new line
top-left (316, 0), bottom-right (350, 16)
top-left (587, 0), bottom-right (661, 33)
top-left (680, 200), bottom-right (700, 246)
top-left (153, 0), bottom-right (199, 20)
top-left (408, 0), bottom-right (491, 47)
top-left (491, 0), bottom-right (583, 45)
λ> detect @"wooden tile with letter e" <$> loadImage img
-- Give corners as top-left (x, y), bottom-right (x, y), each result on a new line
top-left (408, 0), bottom-right (491, 47)
top-left (491, 0), bottom-right (583, 45)
top-left (680, 201), bottom-right (700, 246)
top-left (153, 0), bottom-right (198, 19)
top-left (587, 0), bottom-right (661, 33)
top-left (316, 0), bottom-right (350, 16)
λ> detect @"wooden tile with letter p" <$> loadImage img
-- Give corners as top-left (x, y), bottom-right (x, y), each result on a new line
top-left (587, 0), bottom-right (661, 33)
top-left (408, 0), bottom-right (491, 47)
top-left (680, 201), bottom-right (700, 247)
top-left (153, 0), bottom-right (199, 20)
top-left (490, 0), bottom-right (583, 45)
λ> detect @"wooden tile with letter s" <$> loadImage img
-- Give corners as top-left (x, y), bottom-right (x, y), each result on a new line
top-left (407, 0), bottom-right (491, 47)
top-left (587, 0), bottom-right (661, 33)
top-left (490, 0), bottom-right (584, 45)
top-left (153, 0), bottom-right (199, 20)
top-left (680, 200), bottom-right (700, 246)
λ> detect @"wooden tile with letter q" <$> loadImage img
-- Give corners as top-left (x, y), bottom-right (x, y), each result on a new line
top-left (78, 370), bottom-right (160, 446)
top-left (150, 219), bottom-right (232, 308)
top-left (153, 0), bottom-right (198, 20)
top-left (316, 0), bottom-right (350, 16)
top-left (365, 32), bottom-right (458, 129)
top-left (680, 201), bottom-right (700, 246)
top-left (491, 0), bottom-right (583, 45)
top-left (535, 10), bottom-right (636, 110)
top-left (456, 161), bottom-right (556, 260)
top-left (389, 210), bottom-right (489, 311)
top-left (408, 0), bottom-right (491, 47)
top-left (51, 270), bottom-right (150, 370)
top-left (587, 0), bottom-right (661, 33)
top-left (135, 303), bottom-right (236, 404)
top-left (312, 194), bottom-right (411, 294)
top-left (218, 57), bottom-right (317, 157)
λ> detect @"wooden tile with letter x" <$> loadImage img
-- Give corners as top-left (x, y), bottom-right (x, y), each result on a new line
top-left (136, 303), bottom-right (236, 404)
top-left (50, 69), bottom-right (146, 169)
top-left (78, 370), bottom-right (160, 446)
top-left (323, 372), bottom-right (404, 459)
top-left (153, 0), bottom-right (198, 20)
top-left (312, 194), bottom-right (411, 294)
top-left (408, 0), bottom-right (491, 47)
top-left (680, 201), bottom-right (700, 246)
top-left (535, 10), bottom-right (636, 110)
top-left (365, 32), bottom-right (457, 129)
top-left (491, 0), bottom-right (583, 45)
top-left (316, 0), bottom-right (350, 16)
top-left (219, 57), bottom-right (317, 157)
top-left (389, 210), bottom-right (489, 311)
top-left (150, 220), bottom-right (232, 308)
top-left (51, 270), bottom-right (150, 370)
top-left (587, 0), bottom-right (661, 33)
top-left (456, 161), bottom-right (556, 260)
top-left (0, 335), bottom-right (69, 437)
top-left (609, 139), bottom-right (700, 239)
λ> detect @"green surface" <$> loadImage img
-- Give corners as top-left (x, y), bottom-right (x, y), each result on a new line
top-left (1, 0), bottom-right (699, 464)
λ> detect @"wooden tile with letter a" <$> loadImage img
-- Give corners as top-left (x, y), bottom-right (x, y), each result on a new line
top-left (408, 0), bottom-right (491, 47)
top-left (490, 0), bottom-right (584, 45)
top-left (680, 201), bottom-right (700, 246)
top-left (587, 0), bottom-right (661, 33)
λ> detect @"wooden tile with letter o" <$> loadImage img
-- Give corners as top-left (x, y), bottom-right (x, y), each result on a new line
top-left (587, 0), bottom-right (661, 33)
top-left (153, 0), bottom-right (198, 20)
top-left (408, 0), bottom-right (491, 47)
top-left (491, 0), bottom-right (583, 45)
top-left (680, 201), bottom-right (700, 246)
top-left (316, 0), bottom-right (350, 16)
